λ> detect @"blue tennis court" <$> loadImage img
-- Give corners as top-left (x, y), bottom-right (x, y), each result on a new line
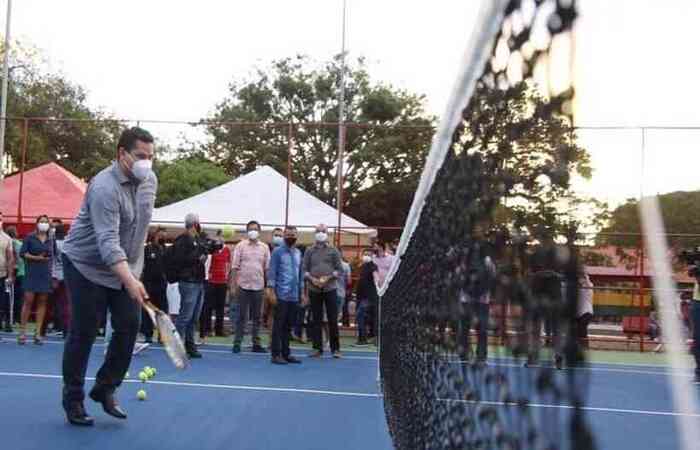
top-left (0, 334), bottom-right (697, 450)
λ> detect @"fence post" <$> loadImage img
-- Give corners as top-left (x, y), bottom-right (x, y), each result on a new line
top-left (17, 118), bottom-right (28, 225)
top-left (285, 122), bottom-right (293, 228)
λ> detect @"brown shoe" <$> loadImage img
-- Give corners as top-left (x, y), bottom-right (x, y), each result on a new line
top-left (308, 350), bottom-right (322, 358)
top-left (332, 351), bottom-right (342, 359)
top-left (271, 356), bottom-right (288, 365)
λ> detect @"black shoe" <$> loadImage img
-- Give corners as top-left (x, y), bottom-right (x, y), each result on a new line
top-left (251, 344), bottom-right (268, 354)
top-left (555, 355), bottom-right (564, 370)
top-left (63, 401), bottom-right (94, 427)
top-left (232, 343), bottom-right (241, 354)
top-left (144, 337), bottom-right (153, 344)
top-left (285, 356), bottom-right (302, 364)
top-left (187, 348), bottom-right (203, 359)
top-left (271, 356), bottom-right (288, 365)
top-left (88, 387), bottom-right (127, 419)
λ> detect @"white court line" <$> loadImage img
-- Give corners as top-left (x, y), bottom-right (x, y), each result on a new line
top-left (25, 338), bottom-right (380, 361)
top-left (0, 371), bottom-right (380, 398)
top-left (2, 371), bottom-right (699, 418)
top-left (5, 338), bottom-right (693, 375)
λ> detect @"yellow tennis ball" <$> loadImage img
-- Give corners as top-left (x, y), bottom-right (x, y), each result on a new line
top-left (137, 390), bottom-right (147, 401)
top-left (125, 372), bottom-right (130, 378)
top-left (139, 371), bottom-right (148, 382)
top-left (150, 368), bottom-right (157, 376)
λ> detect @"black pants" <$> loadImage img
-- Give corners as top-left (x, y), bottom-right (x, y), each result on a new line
top-left (459, 302), bottom-right (489, 361)
top-left (201, 283), bottom-right (227, 336)
top-left (576, 312), bottom-right (593, 348)
top-left (141, 280), bottom-right (167, 340)
top-left (310, 289), bottom-right (339, 353)
top-left (62, 256), bottom-right (140, 402)
top-left (271, 300), bottom-right (297, 358)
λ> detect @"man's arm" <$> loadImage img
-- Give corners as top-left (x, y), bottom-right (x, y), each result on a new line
top-left (229, 242), bottom-right (241, 290)
top-left (6, 241), bottom-right (15, 281)
top-left (88, 186), bottom-right (147, 303)
top-left (266, 248), bottom-right (278, 305)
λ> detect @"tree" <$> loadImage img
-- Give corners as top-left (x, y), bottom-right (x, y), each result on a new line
top-left (598, 191), bottom-right (700, 249)
top-left (453, 82), bottom-right (608, 239)
top-left (199, 55), bottom-right (434, 210)
top-left (1, 39), bottom-right (123, 180)
top-left (155, 155), bottom-right (230, 207)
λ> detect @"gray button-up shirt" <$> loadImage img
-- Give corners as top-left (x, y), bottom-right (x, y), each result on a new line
top-left (64, 161), bottom-right (157, 290)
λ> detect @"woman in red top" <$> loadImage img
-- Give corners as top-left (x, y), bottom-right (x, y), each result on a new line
top-left (200, 230), bottom-right (231, 339)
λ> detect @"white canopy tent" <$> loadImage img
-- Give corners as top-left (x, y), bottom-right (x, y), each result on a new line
top-left (151, 165), bottom-right (374, 240)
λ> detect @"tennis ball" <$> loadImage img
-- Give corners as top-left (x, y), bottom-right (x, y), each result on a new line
top-left (145, 368), bottom-right (155, 379)
top-left (139, 371), bottom-right (148, 382)
top-left (125, 371), bottom-right (130, 378)
top-left (137, 390), bottom-right (147, 401)
top-left (149, 368), bottom-right (157, 377)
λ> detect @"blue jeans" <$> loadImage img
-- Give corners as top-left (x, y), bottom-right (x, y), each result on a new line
top-left (356, 299), bottom-right (369, 340)
top-left (692, 301), bottom-right (700, 378)
top-left (176, 281), bottom-right (204, 349)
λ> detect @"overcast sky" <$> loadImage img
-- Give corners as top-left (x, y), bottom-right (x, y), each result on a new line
top-left (6, 0), bottom-right (700, 207)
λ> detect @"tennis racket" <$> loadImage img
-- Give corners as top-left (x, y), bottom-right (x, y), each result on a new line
top-left (142, 301), bottom-right (189, 370)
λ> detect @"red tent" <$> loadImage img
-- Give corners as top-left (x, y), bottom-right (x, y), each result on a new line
top-left (0, 162), bottom-right (86, 233)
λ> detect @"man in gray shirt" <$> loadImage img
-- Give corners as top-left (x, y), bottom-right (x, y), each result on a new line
top-left (303, 223), bottom-right (343, 358)
top-left (61, 127), bottom-right (156, 427)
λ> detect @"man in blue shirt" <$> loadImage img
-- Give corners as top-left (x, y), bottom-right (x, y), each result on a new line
top-left (267, 226), bottom-right (305, 365)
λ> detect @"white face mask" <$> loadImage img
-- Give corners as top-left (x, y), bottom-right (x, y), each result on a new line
top-left (362, 255), bottom-right (372, 264)
top-left (38, 223), bottom-right (50, 233)
top-left (315, 232), bottom-right (328, 243)
top-left (131, 159), bottom-right (153, 181)
top-left (272, 236), bottom-right (283, 246)
top-left (247, 230), bottom-right (259, 241)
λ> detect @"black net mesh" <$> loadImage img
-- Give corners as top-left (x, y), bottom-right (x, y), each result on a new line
top-left (379, 1), bottom-right (596, 449)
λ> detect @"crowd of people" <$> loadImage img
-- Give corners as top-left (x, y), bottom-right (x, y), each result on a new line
top-left (0, 209), bottom-right (399, 361)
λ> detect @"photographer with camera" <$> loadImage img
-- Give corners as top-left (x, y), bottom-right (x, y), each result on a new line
top-left (682, 248), bottom-right (700, 383)
top-left (169, 213), bottom-right (217, 359)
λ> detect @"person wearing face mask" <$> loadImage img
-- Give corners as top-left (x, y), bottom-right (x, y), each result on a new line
top-left (200, 229), bottom-right (230, 339)
top-left (0, 213), bottom-right (16, 333)
top-left (303, 223), bottom-right (344, 358)
top-left (61, 127), bottom-right (156, 427)
top-left (230, 220), bottom-right (270, 354)
top-left (354, 249), bottom-right (378, 346)
top-left (267, 226), bottom-right (306, 364)
top-left (169, 213), bottom-right (208, 359)
top-left (17, 215), bottom-right (53, 345)
top-left (270, 227), bottom-right (284, 250)
top-left (262, 227), bottom-right (285, 329)
top-left (140, 227), bottom-right (168, 344)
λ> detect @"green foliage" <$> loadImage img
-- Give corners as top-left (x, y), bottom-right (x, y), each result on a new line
top-left (1, 40), bottom-right (124, 180)
top-left (200, 55), bottom-right (434, 209)
top-left (460, 83), bottom-right (609, 238)
top-left (598, 191), bottom-right (700, 249)
top-left (155, 155), bottom-right (230, 207)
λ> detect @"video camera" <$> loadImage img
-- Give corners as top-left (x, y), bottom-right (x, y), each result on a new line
top-left (197, 234), bottom-right (224, 255)
top-left (679, 247), bottom-right (700, 278)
